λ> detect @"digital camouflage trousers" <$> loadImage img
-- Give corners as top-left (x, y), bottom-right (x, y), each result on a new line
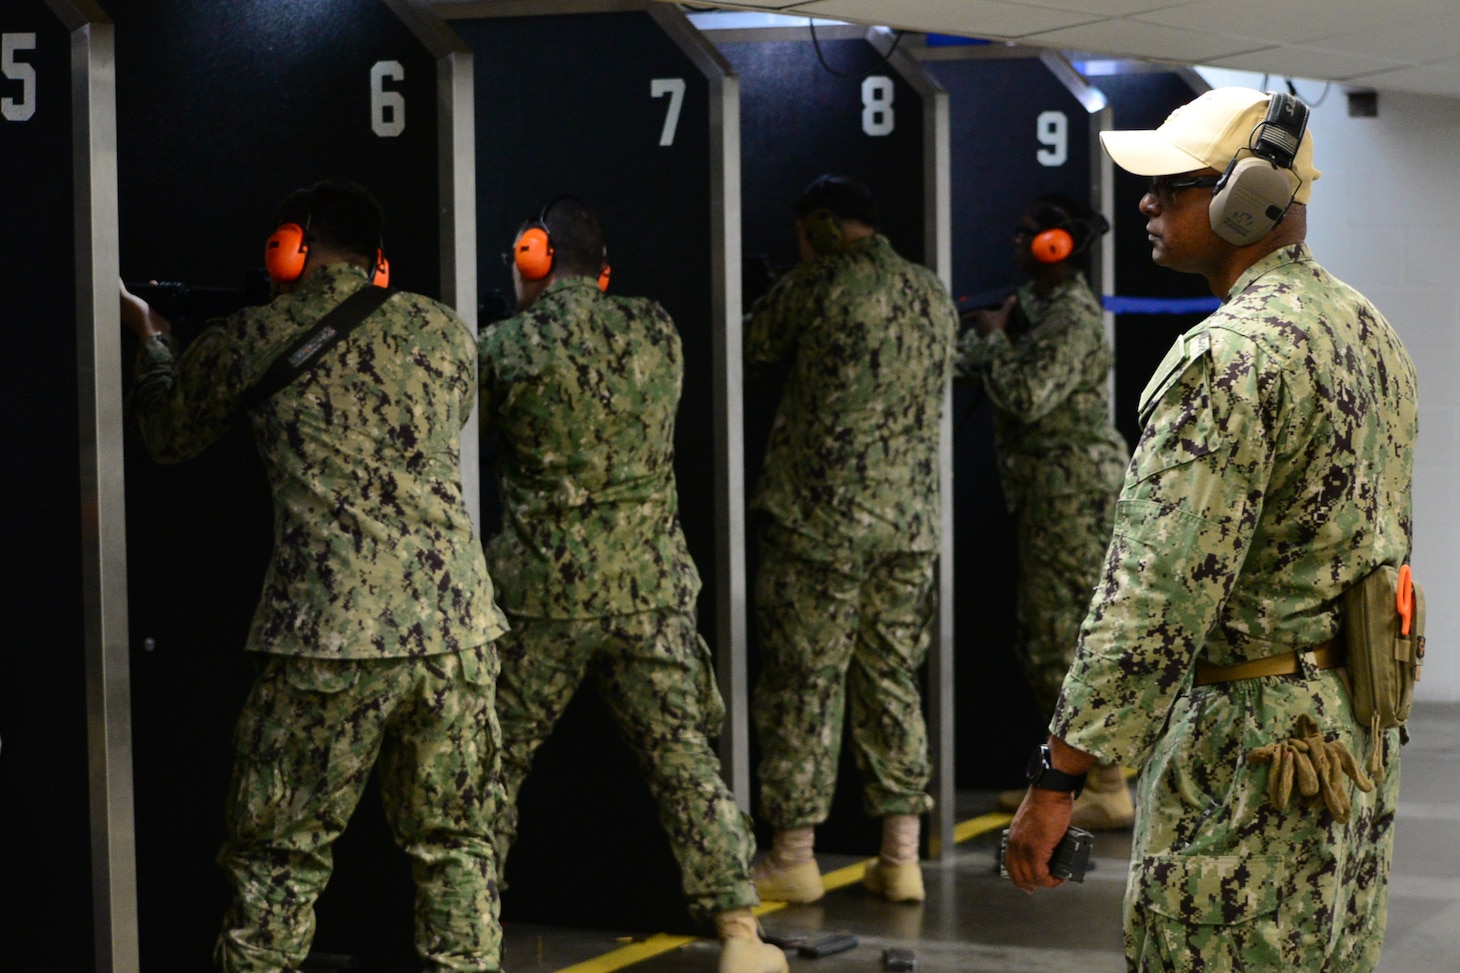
top-left (216, 646), bottom-right (502, 972)
top-left (1016, 489), bottom-right (1117, 719)
top-left (752, 526), bottom-right (936, 828)
top-left (492, 609), bottom-right (758, 921)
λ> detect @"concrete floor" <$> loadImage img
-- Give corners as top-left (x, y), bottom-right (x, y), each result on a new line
top-left (498, 701), bottom-right (1460, 973)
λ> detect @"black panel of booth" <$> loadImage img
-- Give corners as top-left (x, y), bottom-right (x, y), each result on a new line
top-left (109, 2), bottom-right (447, 968)
top-left (716, 33), bottom-right (928, 857)
top-left (1090, 72), bottom-right (1209, 450)
top-left (0, 7), bottom-right (92, 968)
top-left (922, 52), bottom-right (1097, 789)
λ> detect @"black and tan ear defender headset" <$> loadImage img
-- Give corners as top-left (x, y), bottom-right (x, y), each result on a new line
top-left (1209, 92), bottom-right (1309, 246)
top-left (512, 197), bottom-right (611, 292)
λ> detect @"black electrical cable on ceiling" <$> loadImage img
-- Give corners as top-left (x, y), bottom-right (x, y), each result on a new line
top-left (1262, 73), bottom-right (1332, 109)
top-left (808, 17), bottom-right (905, 79)
top-left (1284, 77), bottom-right (1334, 108)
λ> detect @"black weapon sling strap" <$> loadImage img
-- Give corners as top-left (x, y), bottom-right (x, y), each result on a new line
top-left (241, 285), bottom-right (396, 412)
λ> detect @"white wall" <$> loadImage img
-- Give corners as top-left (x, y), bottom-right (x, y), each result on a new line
top-left (1198, 70), bottom-right (1460, 701)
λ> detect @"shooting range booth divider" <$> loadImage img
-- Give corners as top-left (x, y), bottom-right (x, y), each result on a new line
top-left (913, 41), bottom-right (1113, 794)
top-left (441, 0), bottom-right (743, 934)
top-left (0, 2), bottom-right (130, 971)
top-left (694, 15), bottom-right (956, 861)
top-left (97, 1), bottom-right (475, 969)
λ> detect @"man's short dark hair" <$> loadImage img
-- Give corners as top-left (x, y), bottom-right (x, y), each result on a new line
top-left (534, 197), bottom-right (605, 279)
top-left (274, 179), bottom-right (384, 262)
top-left (794, 174), bottom-right (877, 228)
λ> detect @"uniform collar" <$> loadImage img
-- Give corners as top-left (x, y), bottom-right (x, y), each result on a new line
top-left (851, 233), bottom-right (890, 254)
top-left (543, 276), bottom-right (601, 295)
top-left (1226, 243), bottom-right (1313, 301)
top-left (299, 261), bottom-right (372, 296)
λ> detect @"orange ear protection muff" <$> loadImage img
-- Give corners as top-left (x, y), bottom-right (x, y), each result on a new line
top-left (1209, 91), bottom-right (1309, 246)
top-left (266, 198), bottom-right (388, 287)
top-left (513, 224), bottom-right (555, 281)
top-left (265, 221), bottom-right (309, 283)
top-left (1026, 207), bottom-right (1110, 264)
top-left (1031, 228), bottom-right (1075, 263)
top-left (514, 197), bottom-right (610, 291)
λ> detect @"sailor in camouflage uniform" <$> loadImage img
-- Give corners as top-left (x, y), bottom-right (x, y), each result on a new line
top-left (122, 180), bottom-right (508, 972)
top-left (746, 175), bottom-right (957, 904)
top-left (478, 198), bottom-right (785, 973)
top-left (1006, 89), bottom-right (1416, 973)
top-left (959, 194), bottom-right (1134, 829)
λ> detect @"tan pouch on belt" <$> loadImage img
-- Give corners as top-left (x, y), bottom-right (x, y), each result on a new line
top-left (1342, 565), bottom-right (1425, 778)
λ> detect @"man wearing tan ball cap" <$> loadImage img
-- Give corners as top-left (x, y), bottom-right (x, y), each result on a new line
top-left (1005, 86), bottom-right (1416, 973)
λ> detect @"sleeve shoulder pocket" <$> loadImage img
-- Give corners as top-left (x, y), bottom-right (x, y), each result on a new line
top-left (1131, 332), bottom-right (1226, 483)
top-left (1138, 330), bottom-right (1210, 426)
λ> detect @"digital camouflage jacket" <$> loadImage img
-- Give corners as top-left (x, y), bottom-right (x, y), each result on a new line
top-left (132, 263), bottom-right (506, 659)
top-left (746, 233), bottom-right (957, 556)
top-left (478, 277), bottom-right (700, 620)
top-left (1054, 243), bottom-right (1418, 766)
top-left (958, 272), bottom-right (1128, 510)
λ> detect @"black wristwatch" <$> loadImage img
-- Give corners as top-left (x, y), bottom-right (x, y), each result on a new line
top-left (1026, 744), bottom-right (1087, 798)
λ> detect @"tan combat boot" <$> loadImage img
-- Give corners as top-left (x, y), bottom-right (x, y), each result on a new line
top-left (750, 827), bottom-right (824, 903)
top-left (862, 814), bottom-right (924, 902)
top-left (715, 907), bottom-right (789, 973)
top-left (1068, 762), bottom-right (1134, 830)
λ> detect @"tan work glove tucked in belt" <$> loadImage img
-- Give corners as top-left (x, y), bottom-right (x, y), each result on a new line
top-left (1247, 715), bottom-right (1375, 824)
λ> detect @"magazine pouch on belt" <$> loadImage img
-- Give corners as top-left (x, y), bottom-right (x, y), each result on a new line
top-left (1342, 564), bottom-right (1425, 775)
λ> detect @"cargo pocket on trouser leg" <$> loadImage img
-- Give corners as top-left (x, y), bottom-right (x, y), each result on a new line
top-left (690, 629), bottom-right (727, 741)
top-left (227, 656), bottom-right (365, 844)
top-left (1130, 854), bottom-right (1287, 972)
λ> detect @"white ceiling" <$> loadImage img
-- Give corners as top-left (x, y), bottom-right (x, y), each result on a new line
top-left (665, 0), bottom-right (1460, 99)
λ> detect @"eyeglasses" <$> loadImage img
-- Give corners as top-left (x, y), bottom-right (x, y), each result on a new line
top-left (1145, 174), bottom-right (1221, 204)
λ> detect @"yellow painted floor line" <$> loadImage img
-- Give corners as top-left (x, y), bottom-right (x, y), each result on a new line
top-left (954, 811), bottom-right (1013, 845)
top-left (552, 932), bottom-right (698, 973)
top-left (553, 812), bottom-right (1010, 972)
top-left (822, 856), bottom-right (877, 891)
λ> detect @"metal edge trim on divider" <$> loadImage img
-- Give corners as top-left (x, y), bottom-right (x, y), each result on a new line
top-left (384, 0), bottom-right (482, 525)
top-left (57, 0), bottom-right (141, 967)
top-left (866, 25), bottom-right (957, 862)
top-left (1094, 103), bottom-right (1117, 422)
top-left (388, 0), bottom-right (471, 58)
top-left (646, 3), bottom-right (751, 808)
top-left (687, 19), bottom-right (865, 45)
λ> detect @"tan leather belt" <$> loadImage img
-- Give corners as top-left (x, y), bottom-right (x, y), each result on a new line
top-left (1194, 640), bottom-right (1343, 686)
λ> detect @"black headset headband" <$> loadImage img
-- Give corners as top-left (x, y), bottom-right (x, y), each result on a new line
top-left (532, 195), bottom-right (582, 234)
top-left (1033, 202), bottom-right (1110, 258)
top-left (1247, 91), bottom-right (1308, 171)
